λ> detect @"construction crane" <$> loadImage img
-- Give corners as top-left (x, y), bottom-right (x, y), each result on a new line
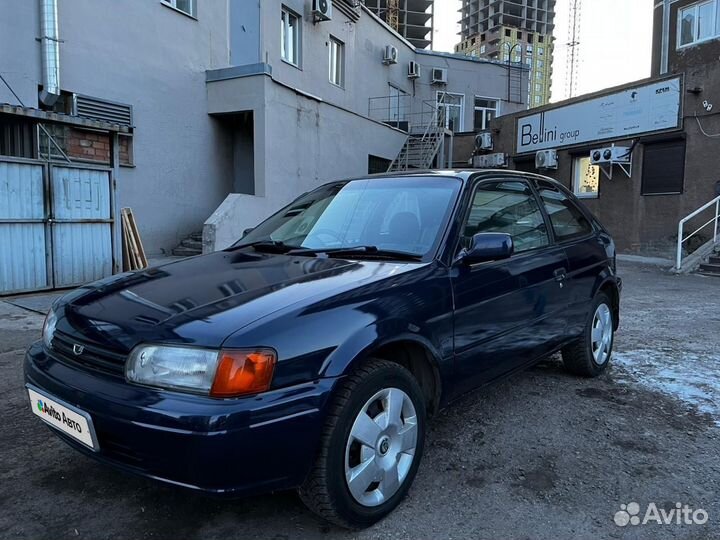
top-left (387, 0), bottom-right (400, 33)
top-left (565, 0), bottom-right (582, 99)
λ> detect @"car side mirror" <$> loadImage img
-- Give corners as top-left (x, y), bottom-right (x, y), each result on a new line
top-left (458, 233), bottom-right (514, 265)
top-left (242, 227), bottom-right (255, 238)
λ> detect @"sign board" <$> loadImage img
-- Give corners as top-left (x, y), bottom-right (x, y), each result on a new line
top-left (516, 77), bottom-right (682, 154)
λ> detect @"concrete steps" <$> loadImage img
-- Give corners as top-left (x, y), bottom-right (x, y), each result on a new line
top-left (698, 251), bottom-right (720, 277)
top-left (171, 232), bottom-right (203, 257)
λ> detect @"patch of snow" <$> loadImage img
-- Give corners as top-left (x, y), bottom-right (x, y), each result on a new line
top-left (613, 348), bottom-right (720, 425)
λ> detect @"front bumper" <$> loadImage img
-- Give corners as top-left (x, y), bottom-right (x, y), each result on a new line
top-left (24, 342), bottom-right (338, 496)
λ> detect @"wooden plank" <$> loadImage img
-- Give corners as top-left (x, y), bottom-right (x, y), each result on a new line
top-left (121, 208), bottom-right (142, 270)
top-left (125, 209), bottom-right (148, 268)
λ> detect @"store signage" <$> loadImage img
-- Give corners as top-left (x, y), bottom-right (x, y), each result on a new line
top-left (516, 77), bottom-right (682, 153)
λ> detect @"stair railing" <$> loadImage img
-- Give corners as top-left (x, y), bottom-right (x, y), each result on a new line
top-left (676, 194), bottom-right (720, 271)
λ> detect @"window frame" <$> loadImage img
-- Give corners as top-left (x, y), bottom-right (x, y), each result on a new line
top-left (161, 0), bottom-right (196, 18)
top-left (572, 155), bottom-right (600, 199)
top-left (473, 96), bottom-right (499, 131)
top-left (452, 176), bottom-right (554, 260)
top-left (641, 139), bottom-right (686, 196)
top-left (281, 6), bottom-right (302, 68)
top-left (437, 91), bottom-right (466, 132)
top-left (535, 179), bottom-right (596, 244)
top-left (677, 0), bottom-right (719, 49)
top-left (328, 36), bottom-right (345, 88)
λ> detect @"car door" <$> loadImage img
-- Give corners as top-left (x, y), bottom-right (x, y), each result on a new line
top-left (450, 177), bottom-right (570, 396)
top-left (534, 180), bottom-right (609, 337)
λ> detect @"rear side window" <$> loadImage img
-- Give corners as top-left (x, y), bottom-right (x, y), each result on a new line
top-left (462, 180), bottom-right (550, 253)
top-left (537, 183), bottom-right (593, 241)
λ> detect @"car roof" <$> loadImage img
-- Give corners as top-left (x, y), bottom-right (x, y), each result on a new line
top-left (336, 169), bottom-right (559, 186)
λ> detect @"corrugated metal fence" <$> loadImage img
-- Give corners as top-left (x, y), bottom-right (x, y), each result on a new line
top-left (0, 157), bottom-right (115, 295)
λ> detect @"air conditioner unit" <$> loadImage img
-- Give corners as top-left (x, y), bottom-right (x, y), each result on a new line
top-left (472, 152), bottom-right (507, 169)
top-left (312, 0), bottom-right (332, 22)
top-left (590, 146), bottom-right (632, 165)
top-left (432, 68), bottom-right (448, 84)
top-left (475, 132), bottom-right (493, 151)
top-left (383, 45), bottom-right (399, 65)
top-left (408, 61), bottom-right (421, 79)
top-left (535, 149), bottom-right (558, 170)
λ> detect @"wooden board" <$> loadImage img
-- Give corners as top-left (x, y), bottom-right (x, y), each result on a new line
top-left (121, 207), bottom-right (147, 271)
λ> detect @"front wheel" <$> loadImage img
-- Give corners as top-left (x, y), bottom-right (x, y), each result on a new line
top-left (562, 293), bottom-right (615, 377)
top-left (299, 359), bottom-right (426, 529)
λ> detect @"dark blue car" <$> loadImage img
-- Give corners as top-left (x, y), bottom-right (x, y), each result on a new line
top-left (25, 170), bottom-right (620, 528)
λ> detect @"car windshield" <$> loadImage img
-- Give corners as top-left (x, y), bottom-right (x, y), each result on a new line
top-left (236, 177), bottom-right (461, 259)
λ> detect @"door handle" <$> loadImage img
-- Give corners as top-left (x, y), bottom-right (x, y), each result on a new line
top-left (554, 268), bottom-right (567, 282)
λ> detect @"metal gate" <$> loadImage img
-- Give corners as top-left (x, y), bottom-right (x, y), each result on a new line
top-left (0, 157), bottom-right (115, 295)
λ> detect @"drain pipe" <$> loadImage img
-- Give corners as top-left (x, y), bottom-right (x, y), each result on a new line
top-left (39, 0), bottom-right (61, 106)
top-left (660, 0), bottom-right (671, 75)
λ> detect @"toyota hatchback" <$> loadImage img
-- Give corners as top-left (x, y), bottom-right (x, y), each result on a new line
top-left (25, 170), bottom-right (620, 528)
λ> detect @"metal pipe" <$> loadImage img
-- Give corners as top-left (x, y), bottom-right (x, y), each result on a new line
top-left (660, 0), bottom-right (670, 75)
top-left (39, 0), bottom-right (61, 106)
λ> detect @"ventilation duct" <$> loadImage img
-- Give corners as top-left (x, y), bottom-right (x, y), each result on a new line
top-left (39, 0), bottom-right (61, 106)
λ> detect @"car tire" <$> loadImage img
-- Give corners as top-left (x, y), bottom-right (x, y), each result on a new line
top-left (299, 358), bottom-right (426, 529)
top-left (561, 292), bottom-right (615, 377)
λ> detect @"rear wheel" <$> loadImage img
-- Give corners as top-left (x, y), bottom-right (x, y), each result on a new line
top-left (299, 358), bottom-right (426, 529)
top-left (562, 292), bottom-right (614, 377)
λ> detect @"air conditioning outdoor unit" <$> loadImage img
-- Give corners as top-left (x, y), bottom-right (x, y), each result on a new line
top-left (535, 149), bottom-right (558, 170)
top-left (472, 152), bottom-right (507, 169)
top-left (475, 132), bottom-right (493, 151)
top-left (312, 0), bottom-right (332, 22)
top-left (432, 67), bottom-right (448, 85)
top-left (408, 61), bottom-right (421, 79)
top-left (383, 45), bottom-right (399, 65)
top-left (590, 146), bottom-right (632, 165)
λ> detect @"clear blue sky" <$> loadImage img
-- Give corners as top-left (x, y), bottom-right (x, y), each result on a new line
top-left (433, 0), bottom-right (654, 101)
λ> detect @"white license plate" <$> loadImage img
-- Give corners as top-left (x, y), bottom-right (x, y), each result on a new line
top-left (27, 386), bottom-right (98, 450)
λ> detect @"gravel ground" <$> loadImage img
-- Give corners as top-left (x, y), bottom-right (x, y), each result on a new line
top-left (1, 261), bottom-right (718, 540)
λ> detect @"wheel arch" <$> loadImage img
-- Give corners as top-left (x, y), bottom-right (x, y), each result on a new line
top-left (595, 278), bottom-right (620, 330)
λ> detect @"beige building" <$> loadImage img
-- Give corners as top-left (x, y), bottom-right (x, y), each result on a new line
top-left (455, 0), bottom-right (555, 107)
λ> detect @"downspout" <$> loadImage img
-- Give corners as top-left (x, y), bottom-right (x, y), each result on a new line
top-left (39, 0), bottom-right (61, 106)
top-left (660, 0), bottom-right (671, 75)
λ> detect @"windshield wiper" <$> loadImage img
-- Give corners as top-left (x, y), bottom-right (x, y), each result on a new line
top-left (288, 245), bottom-right (422, 262)
top-left (228, 240), bottom-right (302, 254)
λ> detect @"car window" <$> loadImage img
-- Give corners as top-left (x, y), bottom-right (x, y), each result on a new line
top-left (461, 180), bottom-right (550, 254)
top-left (536, 183), bottom-right (593, 241)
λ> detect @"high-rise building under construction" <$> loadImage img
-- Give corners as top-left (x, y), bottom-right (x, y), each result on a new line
top-left (456, 0), bottom-right (556, 107)
top-left (361, 0), bottom-right (434, 50)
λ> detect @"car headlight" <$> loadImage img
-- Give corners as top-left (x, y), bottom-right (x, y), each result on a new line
top-left (42, 309), bottom-right (57, 349)
top-left (125, 345), bottom-right (276, 397)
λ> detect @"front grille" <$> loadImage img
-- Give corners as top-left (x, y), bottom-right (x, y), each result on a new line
top-left (51, 331), bottom-right (127, 376)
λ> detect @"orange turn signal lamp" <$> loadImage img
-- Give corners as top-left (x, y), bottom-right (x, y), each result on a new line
top-left (210, 349), bottom-right (277, 397)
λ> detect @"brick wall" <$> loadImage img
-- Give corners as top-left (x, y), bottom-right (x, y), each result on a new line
top-left (66, 128), bottom-right (111, 164)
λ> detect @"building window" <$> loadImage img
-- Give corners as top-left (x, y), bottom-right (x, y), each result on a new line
top-left (534, 95), bottom-right (542, 104)
top-left (161, 0), bottom-right (196, 17)
top-left (480, 44), bottom-right (486, 53)
top-left (572, 156), bottom-right (600, 198)
top-left (642, 140), bottom-right (686, 195)
top-left (535, 83), bottom-right (543, 92)
top-left (527, 44), bottom-right (533, 54)
top-left (537, 59), bottom-right (544, 68)
top-left (474, 97), bottom-right (498, 130)
top-left (281, 7), bottom-right (301, 66)
top-left (536, 71), bottom-right (543, 79)
top-left (539, 35), bottom-right (545, 43)
top-left (329, 36), bottom-right (344, 87)
top-left (538, 46), bottom-right (545, 56)
top-left (678, 0), bottom-right (719, 48)
top-left (517, 31), bottom-right (523, 39)
top-left (437, 92), bottom-right (465, 132)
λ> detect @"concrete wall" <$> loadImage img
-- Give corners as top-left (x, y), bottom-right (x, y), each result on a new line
top-left (0, 0), bottom-right (232, 255)
top-left (486, 72), bottom-right (720, 255)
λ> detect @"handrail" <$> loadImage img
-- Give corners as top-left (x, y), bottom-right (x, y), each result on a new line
top-left (676, 194), bottom-right (720, 270)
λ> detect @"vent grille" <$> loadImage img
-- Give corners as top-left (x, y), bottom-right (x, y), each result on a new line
top-left (74, 94), bottom-right (133, 127)
top-left (51, 330), bottom-right (127, 376)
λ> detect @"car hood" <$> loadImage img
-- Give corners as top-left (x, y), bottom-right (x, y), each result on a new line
top-left (56, 250), bottom-right (418, 352)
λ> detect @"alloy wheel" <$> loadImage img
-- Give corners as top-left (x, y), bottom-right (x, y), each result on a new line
top-left (591, 303), bottom-right (613, 365)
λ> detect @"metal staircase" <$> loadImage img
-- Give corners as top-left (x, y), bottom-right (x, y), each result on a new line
top-left (388, 96), bottom-right (447, 172)
top-left (674, 195), bottom-right (720, 274)
top-left (699, 246), bottom-right (720, 277)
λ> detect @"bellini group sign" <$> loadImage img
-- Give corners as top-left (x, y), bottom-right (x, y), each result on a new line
top-left (516, 77), bottom-right (683, 154)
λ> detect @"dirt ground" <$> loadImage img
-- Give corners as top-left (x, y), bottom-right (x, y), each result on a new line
top-left (1, 260), bottom-right (718, 540)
